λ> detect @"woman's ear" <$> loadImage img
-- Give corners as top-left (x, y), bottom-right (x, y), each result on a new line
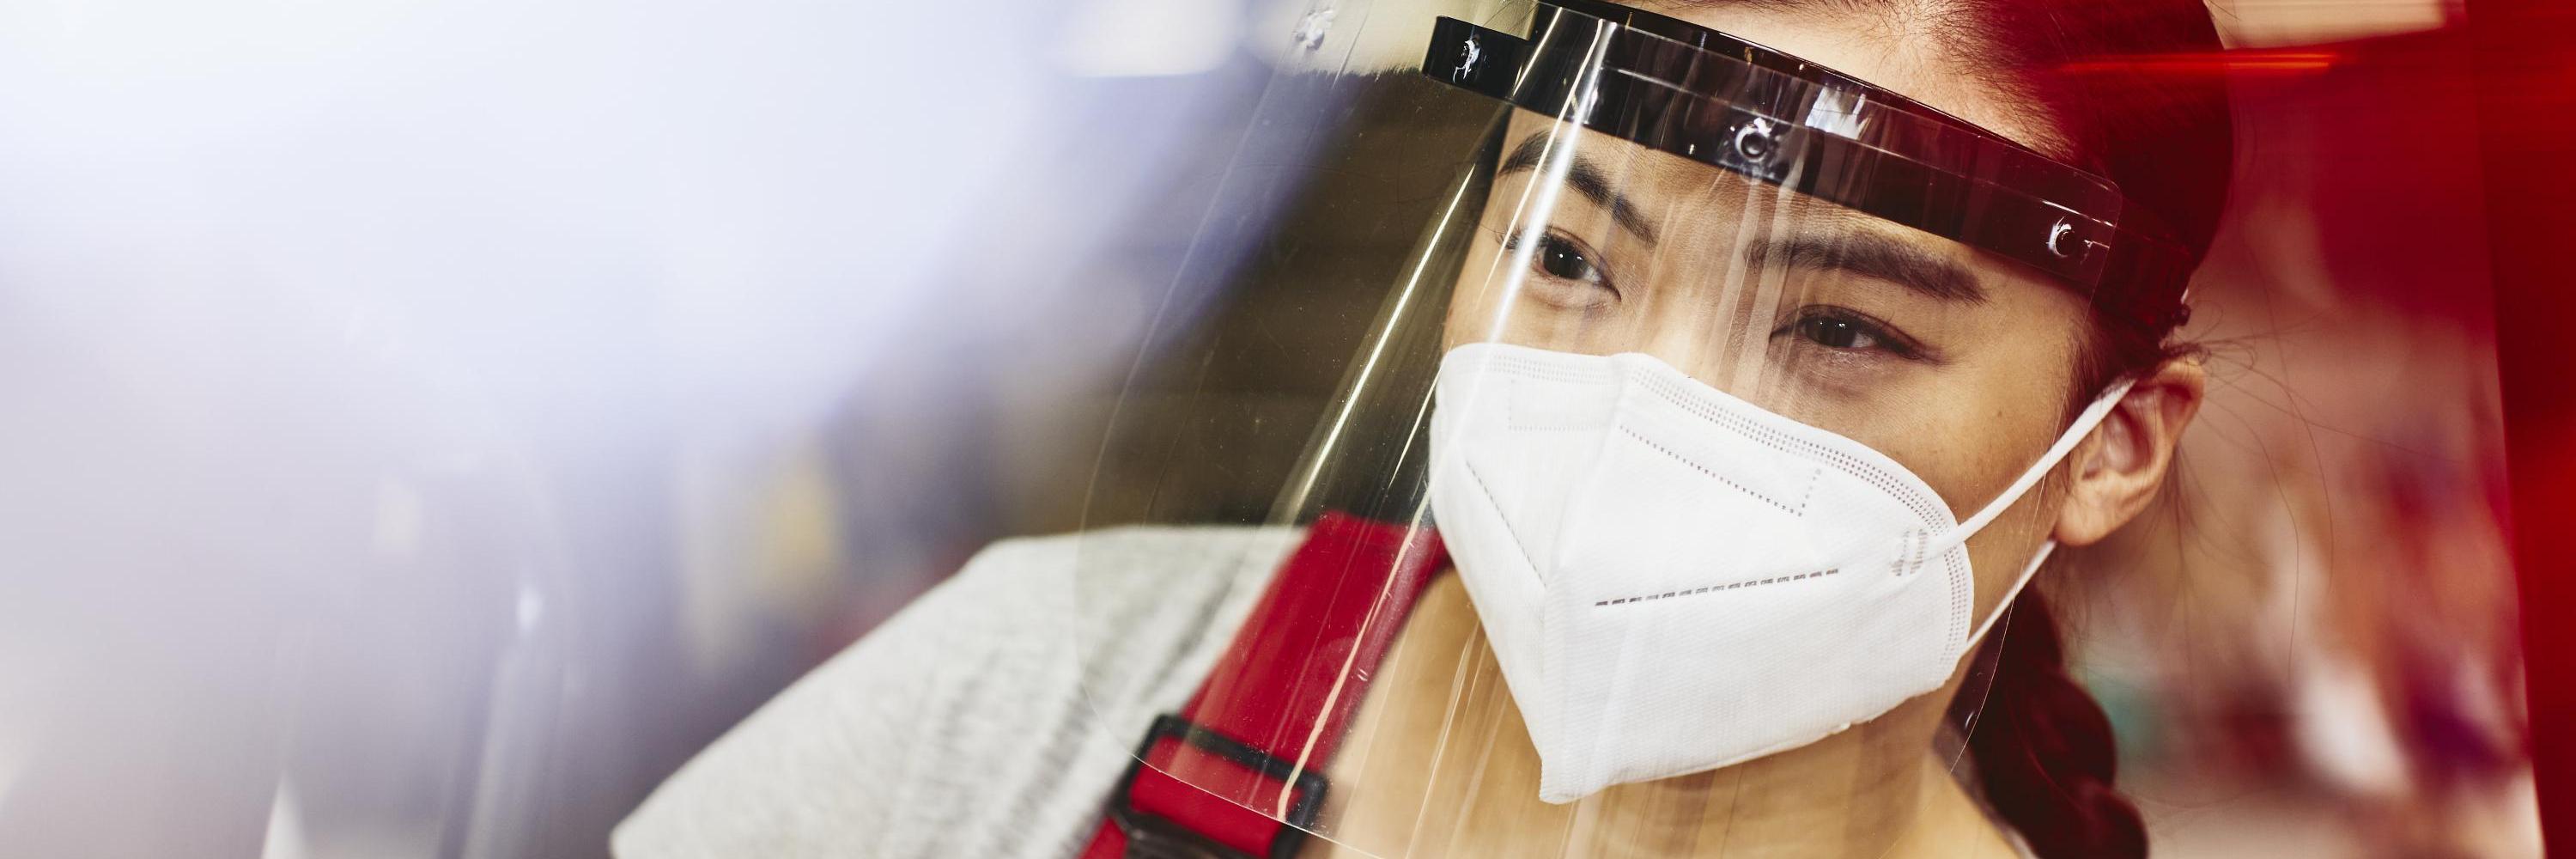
top-left (2054, 356), bottom-right (2205, 546)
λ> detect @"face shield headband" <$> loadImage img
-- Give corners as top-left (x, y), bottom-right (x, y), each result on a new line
top-left (1424, 0), bottom-right (2196, 331)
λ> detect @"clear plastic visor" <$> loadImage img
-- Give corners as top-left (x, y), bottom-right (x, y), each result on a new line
top-left (1067, 3), bottom-right (2117, 856)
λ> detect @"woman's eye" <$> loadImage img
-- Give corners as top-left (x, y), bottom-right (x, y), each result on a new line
top-left (1506, 229), bottom-right (1608, 289)
top-left (1776, 308), bottom-right (1936, 364)
top-left (1534, 235), bottom-right (1602, 283)
top-left (1793, 314), bottom-right (1896, 350)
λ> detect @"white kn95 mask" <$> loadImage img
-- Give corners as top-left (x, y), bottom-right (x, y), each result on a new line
top-left (1425, 342), bottom-right (2135, 803)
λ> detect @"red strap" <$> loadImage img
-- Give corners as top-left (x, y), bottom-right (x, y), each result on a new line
top-left (1080, 512), bottom-right (1446, 859)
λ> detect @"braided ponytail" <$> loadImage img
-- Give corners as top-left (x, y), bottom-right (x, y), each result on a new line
top-left (1966, 590), bottom-right (2147, 859)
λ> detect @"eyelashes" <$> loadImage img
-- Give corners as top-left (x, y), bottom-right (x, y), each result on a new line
top-left (1503, 228), bottom-right (1617, 302)
top-left (1776, 306), bottom-right (1931, 361)
top-left (1529, 233), bottom-right (1606, 286)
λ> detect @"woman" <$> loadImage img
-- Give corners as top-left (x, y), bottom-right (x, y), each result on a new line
top-left (616, 0), bottom-right (2233, 856)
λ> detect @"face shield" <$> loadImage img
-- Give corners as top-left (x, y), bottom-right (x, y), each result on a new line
top-left (1069, 1), bottom-right (2196, 856)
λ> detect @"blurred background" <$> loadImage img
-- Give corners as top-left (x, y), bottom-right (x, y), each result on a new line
top-left (0, 0), bottom-right (2540, 856)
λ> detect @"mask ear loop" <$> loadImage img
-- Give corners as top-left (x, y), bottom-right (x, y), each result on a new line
top-left (1939, 376), bottom-right (2138, 652)
top-left (1929, 378), bottom-right (2133, 778)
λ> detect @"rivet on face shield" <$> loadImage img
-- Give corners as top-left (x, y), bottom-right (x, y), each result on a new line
top-left (1732, 118), bottom-right (1779, 162)
top-left (1293, 7), bottom-right (1335, 52)
top-left (2046, 218), bottom-right (2079, 259)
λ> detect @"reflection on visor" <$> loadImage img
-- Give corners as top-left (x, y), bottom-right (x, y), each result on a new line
top-left (1423, 0), bottom-right (2196, 332)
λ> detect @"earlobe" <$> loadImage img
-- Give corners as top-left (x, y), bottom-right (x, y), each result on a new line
top-left (2052, 358), bottom-right (2206, 546)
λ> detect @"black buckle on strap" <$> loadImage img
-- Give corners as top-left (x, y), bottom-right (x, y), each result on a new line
top-left (1106, 715), bottom-right (1329, 859)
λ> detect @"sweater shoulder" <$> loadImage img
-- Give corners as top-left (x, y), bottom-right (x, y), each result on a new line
top-left (612, 524), bottom-right (1297, 859)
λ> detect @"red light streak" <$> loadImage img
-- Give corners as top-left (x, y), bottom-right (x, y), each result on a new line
top-left (2057, 50), bottom-right (2342, 75)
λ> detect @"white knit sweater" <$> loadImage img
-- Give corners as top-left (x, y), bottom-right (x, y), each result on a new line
top-left (612, 526), bottom-right (1299, 859)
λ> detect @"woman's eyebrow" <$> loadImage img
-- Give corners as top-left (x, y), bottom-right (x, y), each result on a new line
top-left (1498, 131), bottom-right (1662, 246)
top-left (1743, 234), bottom-right (1989, 304)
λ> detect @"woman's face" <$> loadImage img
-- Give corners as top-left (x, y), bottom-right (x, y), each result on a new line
top-left (1440, 2), bottom-right (2099, 626)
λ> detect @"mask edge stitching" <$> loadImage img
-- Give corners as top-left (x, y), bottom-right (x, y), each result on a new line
top-left (1463, 455), bottom-right (1546, 580)
top-left (1615, 426), bottom-right (1810, 516)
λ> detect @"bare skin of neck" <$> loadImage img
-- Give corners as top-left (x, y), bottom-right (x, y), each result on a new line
top-left (1297, 571), bottom-right (2020, 859)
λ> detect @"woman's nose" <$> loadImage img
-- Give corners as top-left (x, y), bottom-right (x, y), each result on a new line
top-left (1631, 308), bottom-right (1761, 395)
